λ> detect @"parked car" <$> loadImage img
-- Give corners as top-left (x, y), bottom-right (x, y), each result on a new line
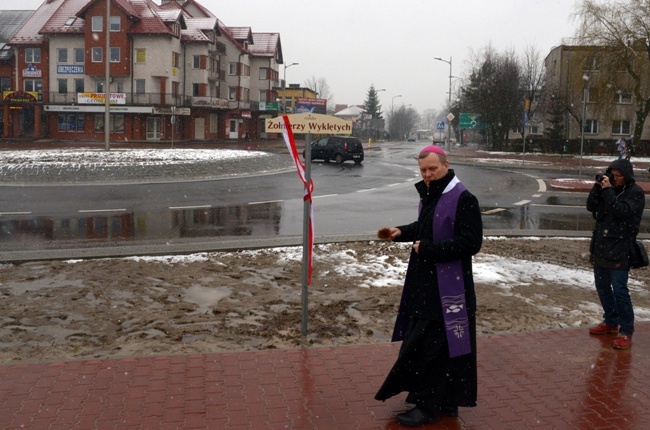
top-left (304, 136), bottom-right (364, 164)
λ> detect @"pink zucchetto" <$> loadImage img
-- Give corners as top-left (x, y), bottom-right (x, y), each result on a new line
top-left (419, 145), bottom-right (446, 157)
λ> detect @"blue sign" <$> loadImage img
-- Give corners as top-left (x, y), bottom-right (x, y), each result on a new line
top-left (436, 121), bottom-right (445, 130)
top-left (57, 65), bottom-right (85, 74)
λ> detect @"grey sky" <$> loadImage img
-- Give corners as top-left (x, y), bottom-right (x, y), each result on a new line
top-left (14, 0), bottom-right (579, 114)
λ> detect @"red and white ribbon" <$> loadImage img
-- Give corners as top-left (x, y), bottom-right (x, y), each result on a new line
top-left (280, 115), bottom-right (315, 285)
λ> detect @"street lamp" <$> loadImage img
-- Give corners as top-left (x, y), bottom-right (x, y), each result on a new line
top-left (434, 56), bottom-right (452, 152)
top-left (579, 74), bottom-right (589, 176)
top-left (391, 94), bottom-right (402, 114)
top-left (282, 62), bottom-right (299, 114)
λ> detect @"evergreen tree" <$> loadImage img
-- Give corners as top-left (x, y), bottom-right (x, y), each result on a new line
top-left (363, 85), bottom-right (383, 119)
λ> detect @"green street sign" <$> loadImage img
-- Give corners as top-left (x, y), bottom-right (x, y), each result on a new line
top-left (459, 113), bottom-right (485, 129)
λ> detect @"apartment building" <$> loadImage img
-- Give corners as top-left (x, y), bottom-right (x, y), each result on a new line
top-left (544, 44), bottom-right (650, 148)
top-left (1, 0), bottom-right (283, 142)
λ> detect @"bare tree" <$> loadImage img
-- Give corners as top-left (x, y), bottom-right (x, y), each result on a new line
top-left (388, 105), bottom-right (420, 141)
top-left (574, 0), bottom-right (650, 146)
top-left (303, 76), bottom-right (334, 109)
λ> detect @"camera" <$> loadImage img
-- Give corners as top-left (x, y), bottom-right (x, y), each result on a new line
top-left (595, 173), bottom-right (613, 183)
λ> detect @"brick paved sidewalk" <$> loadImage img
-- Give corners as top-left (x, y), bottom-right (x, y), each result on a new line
top-left (2, 323), bottom-right (649, 429)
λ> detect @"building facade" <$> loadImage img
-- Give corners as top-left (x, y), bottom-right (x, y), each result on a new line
top-left (544, 44), bottom-right (650, 148)
top-left (1, 0), bottom-right (283, 142)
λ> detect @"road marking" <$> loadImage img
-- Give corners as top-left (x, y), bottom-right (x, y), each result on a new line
top-left (482, 208), bottom-right (507, 214)
top-left (0, 211), bottom-right (32, 215)
top-left (78, 208), bottom-right (127, 213)
top-left (356, 188), bottom-right (374, 193)
top-left (514, 200), bottom-right (531, 206)
top-left (532, 193), bottom-right (542, 198)
top-left (313, 194), bottom-right (337, 199)
top-left (536, 179), bottom-right (547, 192)
top-left (388, 183), bottom-right (401, 187)
top-left (169, 205), bottom-right (211, 210)
top-left (249, 200), bottom-right (281, 205)
top-left (530, 204), bottom-right (584, 209)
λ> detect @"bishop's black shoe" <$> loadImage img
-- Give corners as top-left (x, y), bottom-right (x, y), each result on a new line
top-left (395, 407), bottom-right (439, 427)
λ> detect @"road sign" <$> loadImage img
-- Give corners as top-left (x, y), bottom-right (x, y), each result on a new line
top-left (447, 113), bottom-right (455, 122)
top-left (459, 113), bottom-right (485, 129)
top-left (265, 113), bottom-right (353, 135)
top-left (436, 121), bottom-right (445, 130)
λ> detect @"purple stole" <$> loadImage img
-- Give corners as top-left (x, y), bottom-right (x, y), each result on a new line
top-left (433, 178), bottom-right (471, 358)
top-left (391, 177), bottom-right (471, 358)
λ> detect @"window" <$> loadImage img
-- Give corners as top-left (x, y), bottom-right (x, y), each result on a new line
top-left (612, 120), bottom-right (631, 135)
top-left (228, 86), bottom-right (236, 100)
top-left (584, 88), bottom-right (599, 103)
top-left (24, 80), bottom-right (42, 92)
top-left (58, 114), bottom-right (84, 132)
top-left (192, 83), bottom-right (200, 96)
top-left (110, 16), bottom-right (120, 31)
top-left (242, 64), bottom-right (250, 77)
top-left (110, 47), bottom-right (120, 63)
top-left (94, 114), bottom-right (125, 133)
top-left (135, 49), bottom-right (146, 64)
top-left (210, 113), bottom-right (218, 134)
top-left (58, 79), bottom-right (67, 94)
top-left (25, 48), bottom-right (41, 63)
top-left (92, 47), bottom-right (102, 62)
top-left (116, 81), bottom-right (124, 93)
top-left (228, 63), bottom-right (237, 75)
top-left (0, 77), bottom-right (10, 92)
top-left (74, 48), bottom-right (84, 63)
top-left (583, 57), bottom-right (599, 71)
top-left (171, 52), bottom-right (180, 68)
top-left (260, 90), bottom-right (268, 102)
top-left (74, 78), bottom-right (84, 93)
top-left (259, 68), bottom-right (268, 80)
top-left (96, 81), bottom-right (104, 93)
top-left (58, 48), bottom-right (68, 63)
top-left (193, 55), bottom-right (200, 69)
top-left (172, 81), bottom-right (179, 97)
top-left (584, 119), bottom-right (598, 134)
top-left (135, 79), bottom-right (145, 94)
top-left (616, 91), bottom-right (632, 104)
top-left (92, 16), bottom-right (102, 32)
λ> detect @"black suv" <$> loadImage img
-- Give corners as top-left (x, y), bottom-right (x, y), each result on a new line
top-left (305, 136), bottom-right (364, 164)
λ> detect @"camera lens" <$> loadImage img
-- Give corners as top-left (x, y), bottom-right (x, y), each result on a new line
top-left (595, 173), bottom-right (604, 182)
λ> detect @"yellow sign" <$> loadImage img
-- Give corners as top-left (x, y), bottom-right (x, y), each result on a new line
top-left (265, 113), bottom-right (352, 135)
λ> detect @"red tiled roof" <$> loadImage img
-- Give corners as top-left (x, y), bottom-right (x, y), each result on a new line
top-left (40, 0), bottom-right (90, 35)
top-left (9, 0), bottom-right (80, 44)
top-left (228, 26), bottom-right (253, 43)
top-left (250, 32), bottom-right (280, 57)
top-left (181, 16), bottom-right (217, 43)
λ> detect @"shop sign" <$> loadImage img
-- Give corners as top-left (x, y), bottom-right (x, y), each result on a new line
top-left (3, 91), bottom-right (38, 103)
top-left (153, 107), bottom-right (190, 115)
top-left (44, 105), bottom-right (153, 113)
top-left (78, 92), bottom-right (126, 105)
top-left (57, 65), bottom-right (85, 74)
top-left (191, 96), bottom-right (229, 109)
top-left (22, 64), bottom-right (42, 78)
top-left (242, 111), bottom-right (251, 118)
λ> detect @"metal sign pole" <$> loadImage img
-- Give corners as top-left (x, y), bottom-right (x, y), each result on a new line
top-left (301, 133), bottom-right (312, 336)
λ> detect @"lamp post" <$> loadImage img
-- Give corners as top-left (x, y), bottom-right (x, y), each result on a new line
top-left (391, 94), bottom-right (402, 114)
top-left (434, 56), bottom-right (452, 152)
top-left (282, 62), bottom-right (299, 114)
top-left (104, 0), bottom-right (110, 151)
top-left (579, 74), bottom-right (589, 176)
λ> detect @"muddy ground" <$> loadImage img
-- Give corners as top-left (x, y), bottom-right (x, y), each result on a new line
top-left (1, 238), bottom-right (648, 364)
